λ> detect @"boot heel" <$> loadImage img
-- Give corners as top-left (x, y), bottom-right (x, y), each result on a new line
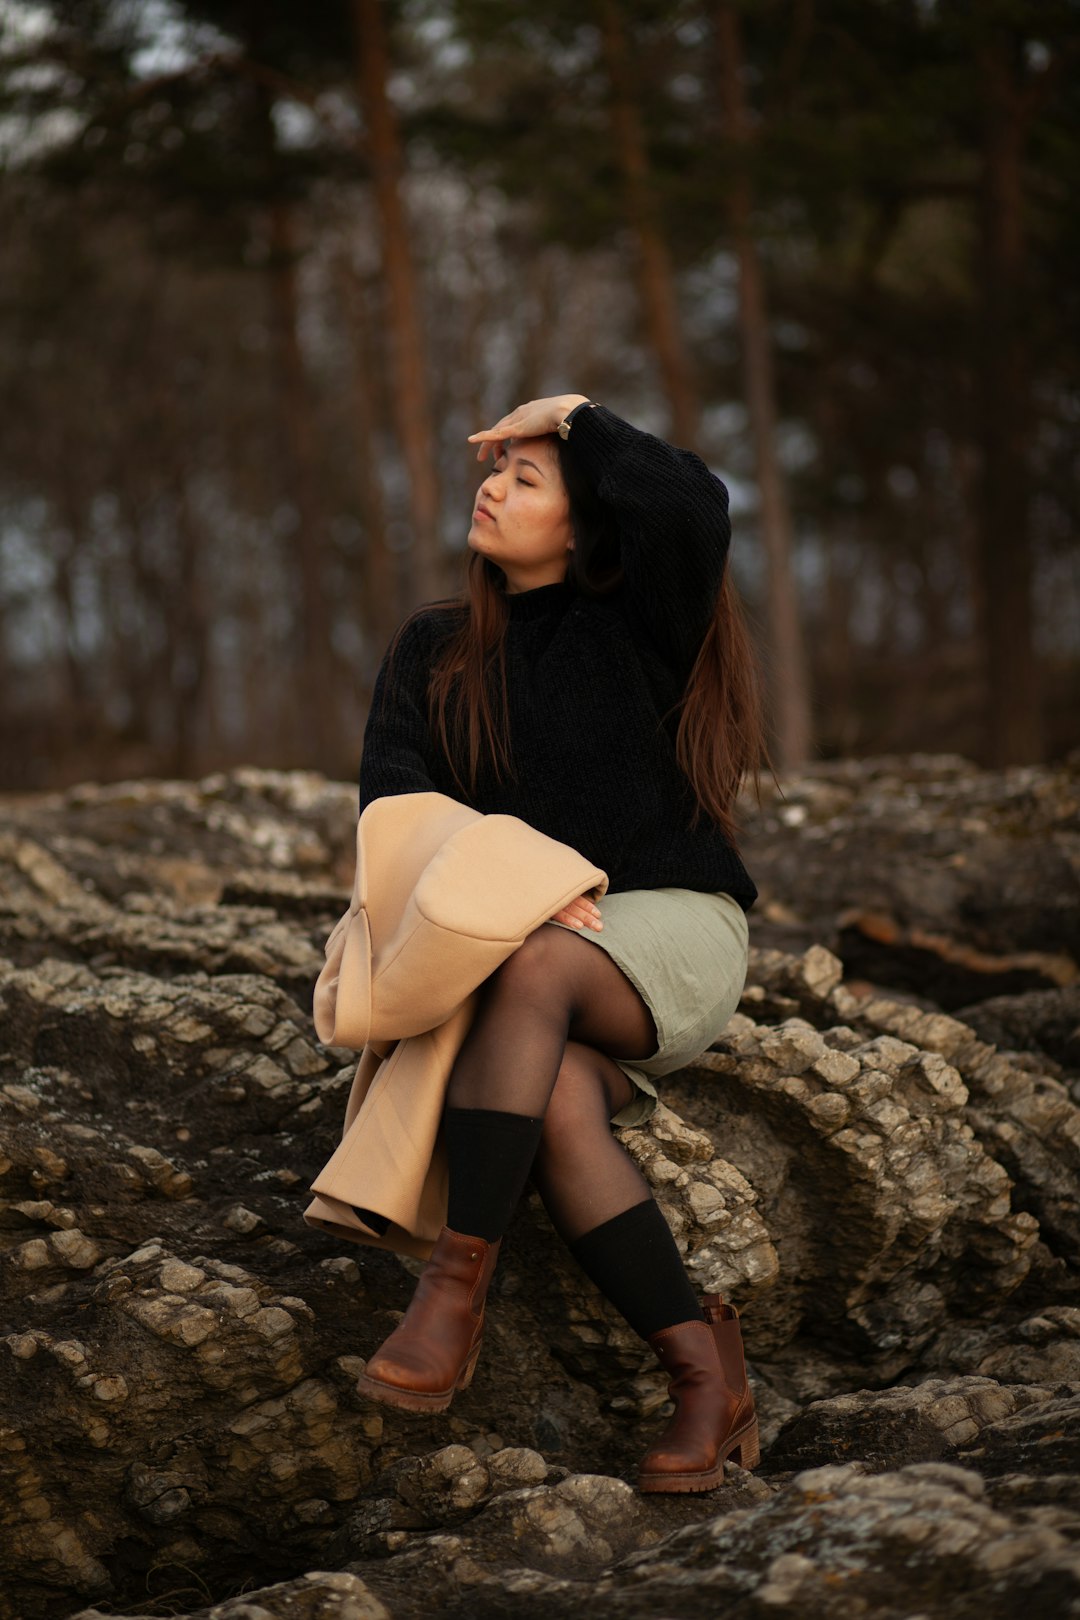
top-left (731, 1418), bottom-right (760, 1470)
top-left (456, 1335), bottom-right (483, 1391)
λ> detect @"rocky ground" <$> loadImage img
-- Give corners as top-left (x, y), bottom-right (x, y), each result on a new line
top-left (1, 757), bottom-right (1078, 1620)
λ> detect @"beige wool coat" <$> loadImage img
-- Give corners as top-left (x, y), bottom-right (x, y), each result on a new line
top-left (303, 791), bottom-right (608, 1259)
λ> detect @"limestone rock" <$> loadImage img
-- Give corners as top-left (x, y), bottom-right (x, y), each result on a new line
top-left (956, 984), bottom-right (1080, 1080)
top-left (672, 1003), bottom-right (1038, 1381)
top-left (391, 1445), bottom-right (492, 1523)
top-left (923, 1305), bottom-right (1080, 1386)
top-left (841, 990), bottom-right (1080, 1268)
top-left (4, 763), bottom-right (1080, 1620)
top-left (620, 1102), bottom-right (779, 1299)
top-left (765, 1376), bottom-right (1060, 1472)
top-left (741, 754), bottom-right (1080, 1001)
top-left (600, 1460), bottom-right (1080, 1620)
top-left (957, 1390), bottom-right (1080, 1479)
top-left (71, 1569), bottom-right (390, 1620)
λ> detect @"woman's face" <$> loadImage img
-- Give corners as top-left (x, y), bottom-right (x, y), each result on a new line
top-left (467, 435), bottom-right (573, 593)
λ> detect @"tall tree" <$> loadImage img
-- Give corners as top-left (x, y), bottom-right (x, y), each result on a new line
top-left (594, 0), bottom-right (701, 447)
top-left (336, 248), bottom-right (400, 651)
top-left (972, 17), bottom-right (1059, 766)
top-left (3, 0), bottom-right (1079, 791)
top-left (351, 0), bottom-right (444, 605)
top-left (714, 0), bottom-right (812, 769)
top-left (251, 70), bottom-right (337, 766)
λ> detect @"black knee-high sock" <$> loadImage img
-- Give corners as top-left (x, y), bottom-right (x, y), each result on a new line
top-left (570, 1197), bottom-right (705, 1340)
top-left (444, 1107), bottom-right (544, 1242)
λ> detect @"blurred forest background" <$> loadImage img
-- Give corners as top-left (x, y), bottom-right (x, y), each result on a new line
top-left (0, 0), bottom-right (1077, 791)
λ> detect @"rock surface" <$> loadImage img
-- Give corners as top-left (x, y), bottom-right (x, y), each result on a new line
top-left (2, 762), bottom-right (1079, 1620)
top-left (741, 752), bottom-right (1080, 1017)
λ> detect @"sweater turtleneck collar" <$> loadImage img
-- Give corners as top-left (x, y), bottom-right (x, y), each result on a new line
top-left (501, 577), bottom-right (576, 621)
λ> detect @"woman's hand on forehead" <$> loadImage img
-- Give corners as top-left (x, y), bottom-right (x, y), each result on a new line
top-left (468, 395), bottom-right (591, 462)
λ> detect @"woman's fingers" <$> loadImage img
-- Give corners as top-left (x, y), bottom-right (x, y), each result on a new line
top-left (469, 424), bottom-right (518, 459)
top-left (472, 433), bottom-right (506, 464)
top-left (549, 895), bottom-right (604, 931)
top-left (468, 417), bottom-right (517, 447)
top-left (468, 396), bottom-right (571, 449)
top-left (552, 909), bottom-right (602, 930)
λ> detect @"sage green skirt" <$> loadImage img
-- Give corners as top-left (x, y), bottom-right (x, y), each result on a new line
top-left (546, 886), bottom-right (750, 1128)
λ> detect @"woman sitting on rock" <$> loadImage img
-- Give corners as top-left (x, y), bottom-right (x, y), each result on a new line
top-left (354, 393), bottom-right (768, 1491)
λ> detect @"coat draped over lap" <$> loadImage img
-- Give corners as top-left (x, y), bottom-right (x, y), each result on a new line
top-left (303, 792), bottom-right (608, 1259)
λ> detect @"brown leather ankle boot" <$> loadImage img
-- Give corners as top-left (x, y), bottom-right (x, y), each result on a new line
top-left (356, 1226), bottom-right (501, 1413)
top-left (638, 1293), bottom-right (759, 1493)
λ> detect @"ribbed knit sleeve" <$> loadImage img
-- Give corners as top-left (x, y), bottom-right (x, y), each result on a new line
top-left (561, 405), bottom-right (730, 676)
top-left (358, 613), bottom-right (455, 813)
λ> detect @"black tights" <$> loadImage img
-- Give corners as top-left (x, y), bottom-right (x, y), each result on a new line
top-left (443, 923), bottom-right (704, 1336)
top-left (443, 926), bottom-right (705, 1341)
top-left (446, 921), bottom-right (657, 1241)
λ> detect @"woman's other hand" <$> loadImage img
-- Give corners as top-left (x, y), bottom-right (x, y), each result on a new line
top-left (548, 893), bottom-right (604, 931)
top-left (468, 394), bottom-right (591, 462)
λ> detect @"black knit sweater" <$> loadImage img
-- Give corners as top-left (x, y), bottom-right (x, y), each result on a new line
top-left (357, 404), bottom-right (757, 911)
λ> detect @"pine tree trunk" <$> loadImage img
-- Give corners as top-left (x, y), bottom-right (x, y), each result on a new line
top-left (338, 253), bottom-right (398, 662)
top-left (170, 479), bottom-right (208, 779)
top-left (52, 491), bottom-right (91, 724)
top-left (715, 0), bottom-right (812, 771)
top-left (117, 494), bottom-right (170, 758)
top-left (822, 525), bottom-right (858, 755)
top-left (976, 30), bottom-right (1042, 765)
top-left (266, 191), bottom-right (337, 768)
top-left (351, 0), bottom-right (443, 606)
top-left (510, 253), bottom-right (558, 416)
top-left (594, 0), bottom-right (700, 448)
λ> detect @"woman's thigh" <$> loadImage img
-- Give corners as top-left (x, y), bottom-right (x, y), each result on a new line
top-left (523, 922), bottom-right (659, 1061)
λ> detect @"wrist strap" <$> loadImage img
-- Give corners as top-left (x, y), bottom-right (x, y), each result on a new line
top-left (557, 400), bottom-right (597, 440)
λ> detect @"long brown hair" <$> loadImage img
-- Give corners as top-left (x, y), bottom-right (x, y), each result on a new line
top-left (385, 435), bottom-right (771, 849)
